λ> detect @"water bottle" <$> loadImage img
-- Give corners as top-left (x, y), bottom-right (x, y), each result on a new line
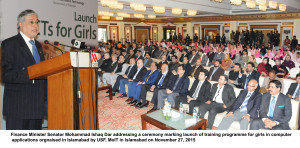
top-left (179, 102), bottom-right (183, 114)
top-left (193, 107), bottom-right (197, 118)
top-left (103, 78), bottom-right (107, 86)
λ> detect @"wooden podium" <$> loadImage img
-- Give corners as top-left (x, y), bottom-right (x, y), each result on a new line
top-left (28, 52), bottom-right (98, 130)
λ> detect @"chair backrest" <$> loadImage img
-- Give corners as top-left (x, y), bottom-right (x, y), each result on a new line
top-left (289, 68), bottom-right (300, 78)
top-left (289, 99), bottom-right (300, 130)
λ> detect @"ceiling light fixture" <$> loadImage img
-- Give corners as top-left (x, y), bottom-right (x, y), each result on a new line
top-left (279, 4), bottom-right (287, 11)
top-left (153, 6), bottom-right (165, 14)
top-left (187, 10), bottom-right (197, 16)
top-left (172, 8), bottom-right (182, 15)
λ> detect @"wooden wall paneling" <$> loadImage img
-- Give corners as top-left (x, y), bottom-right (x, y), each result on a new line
top-left (152, 27), bottom-right (158, 42)
top-left (109, 26), bottom-right (119, 41)
top-left (134, 26), bottom-right (151, 42)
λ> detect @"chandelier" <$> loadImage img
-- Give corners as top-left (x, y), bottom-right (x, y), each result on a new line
top-left (172, 8), bottom-right (182, 15)
top-left (214, 0), bottom-right (223, 2)
top-left (130, 3), bottom-right (146, 12)
top-left (187, 10), bottom-right (197, 16)
top-left (246, 1), bottom-right (256, 9)
top-left (134, 14), bottom-right (145, 18)
top-left (101, 16), bottom-right (110, 20)
top-left (230, 0), bottom-right (242, 5)
top-left (153, 6), bottom-right (165, 13)
top-left (269, 1), bottom-right (277, 9)
top-left (101, 0), bottom-right (123, 10)
top-left (98, 11), bottom-right (114, 17)
top-left (115, 17), bottom-right (123, 20)
top-left (259, 4), bottom-right (267, 11)
top-left (117, 12), bottom-right (130, 18)
top-left (279, 4), bottom-right (286, 11)
top-left (256, 0), bottom-right (266, 5)
top-left (148, 14), bottom-right (156, 19)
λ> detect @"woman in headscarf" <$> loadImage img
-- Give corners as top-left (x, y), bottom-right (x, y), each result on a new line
top-left (233, 52), bottom-right (245, 68)
top-left (257, 57), bottom-right (272, 77)
top-left (264, 49), bottom-right (274, 59)
top-left (282, 55), bottom-right (295, 69)
top-left (273, 50), bottom-right (283, 61)
top-left (248, 55), bottom-right (258, 70)
top-left (273, 59), bottom-right (288, 78)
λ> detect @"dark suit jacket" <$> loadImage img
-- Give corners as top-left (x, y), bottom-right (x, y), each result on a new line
top-left (286, 83), bottom-right (299, 98)
top-left (168, 62), bottom-right (180, 72)
top-left (141, 70), bottom-right (159, 85)
top-left (189, 54), bottom-right (200, 65)
top-left (106, 61), bottom-right (118, 73)
top-left (158, 61), bottom-right (168, 70)
top-left (100, 59), bottom-right (112, 72)
top-left (167, 75), bottom-right (190, 96)
top-left (2, 33), bottom-right (46, 119)
top-left (144, 58), bottom-right (153, 68)
top-left (135, 55), bottom-right (144, 61)
top-left (179, 54), bottom-right (188, 62)
top-left (183, 63), bottom-right (192, 77)
top-left (125, 46), bottom-right (132, 54)
top-left (209, 83), bottom-right (236, 109)
top-left (188, 80), bottom-right (211, 103)
top-left (259, 93), bottom-right (292, 130)
top-left (229, 90), bottom-right (262, 119)
top-left (126, 54), bottom-right (136, 63)
top-left (208, 66), bottom-right (225, 81)
top-left (132, 66), bottom-right (147, 82)
top-left (189, 65), bottom-right (203, 79)
top-left (238, 70), bottom-right (260, 89)
top-left (154, 71), bottom-right (174, 89)
top-left (125, 65), bottom-right (137, 79)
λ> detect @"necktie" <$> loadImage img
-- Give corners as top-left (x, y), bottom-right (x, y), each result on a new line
top-left (172, 77), bottom-right (181, 90)
top-left (240, 92), bottom-right (252, 113)
top-left (29, 40), bottom-right (41, 63)
top-left (144, 71), bottom-right (153, 82)
top-left (213, 86), bottom-right (222, 102)
top-left (293, 84), bottom-right (300, 98)
top-left (192, 81), bottom-right (202, 98)
top-left (127, 66), bottom-right (132, 75)
top-left (209, 67), bottom-right (219, 80)
top-left (269, 96), bottom-right (276, 119)
top-left (144, 59), bottom-right (148, 66)
top-left (244, 73), bottom-right (251, 89)
top-left (158, 74), bottom-right (166, 87)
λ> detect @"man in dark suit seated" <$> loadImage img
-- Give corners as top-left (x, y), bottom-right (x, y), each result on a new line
top-left (112, 58), bottom-right (137, 96)
top-left (182, 56), bottom-right (192, 77)
top-left (2, 9), bottom-right (47, 130)
top-left (179, 50), bottom-right (188, 62)
top-left (228, 63), bottom-right (242, 88)
top-left (238, 62), bottom-right (260, 89)
top-left (157, 65), bottom-right (190, 108)
top-left (119, 59), bottom-right (147, 98)
top-left (143, 52), bottom-right (153, 68)
top-left (168, 55), bottom-right (180, 73)
top-left (250, 80), bottom-right (292, 130)
top-left (208, 60), bottom-right (225, 81)
top-left (135, 50), bottom-right (144, 62)
top-left (124, 42), bottom-right (132, 54)
top-left (199, 75), bottom-right (236, 130)
top-left (174, 69), bottom-right (211, 114)
top-left (189, 59), bottom-right (203, 80)
top-left (286, 73), bottom-right (300, 129)
top-left (125, 49), bottom-right (135, 64)
top-left (158, 55), bottom-right (168, 70)
top-left (189, 50), bottom-right (200, 66)
top-left (218, 79), bottom-right (262, 130)
top-left (127, 62), bottom-right (159, 108)
top-left (146, 63), bottom-right (174, 112)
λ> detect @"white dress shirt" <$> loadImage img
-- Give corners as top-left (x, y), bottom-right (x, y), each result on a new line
top-left (20, 31), bottom-right (34, 54)
top-left (213, 84), bottom-right (224, 104)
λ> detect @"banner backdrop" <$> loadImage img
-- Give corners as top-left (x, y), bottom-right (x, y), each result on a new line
top-left (0, 0), bottom-right (98, 130)
top-left (0, 0), bottom-right (98, 47)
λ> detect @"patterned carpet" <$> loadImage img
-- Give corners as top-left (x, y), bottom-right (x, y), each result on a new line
top-left (98, 90), bottom-right (160, 130)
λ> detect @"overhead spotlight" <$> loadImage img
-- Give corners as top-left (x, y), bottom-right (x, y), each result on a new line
top-left (172, 8), bottom-right (182, 15)
top-left (187, 10), bottom-right (197, 16)
top-left (153, 6), bottom-right (165, 14)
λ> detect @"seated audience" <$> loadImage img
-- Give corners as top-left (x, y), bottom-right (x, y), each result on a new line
top-left (250, 80), bottom-right (292, 130)
top-left (208, 60), bottom-right (225, 81)
top-left (199, 75), bottom-right (236, 130)
top-left (157, 65), bottom-right (190, 108)
top-left (228, 63), bottom-right (242, 88)
top-left (286, 73), bottom-right (300, 129)
top-left (182, 56), bottom-right (192, 77)
top-left (273, 59), bottom-right (288, 78)
top-left (218, 79), bottom-right (262, 130)
top-left (174, 69), bottom-right (211, 114)
top-left (168, 55), bottom-right (180, 73)
top-left (102, 55), bottom-right (128, 85)
top-left (282, 55), bottom-right (295, 69)
top-left (158, 55), bottom-right (168, 70)
top-left (257, 57), bottom-right (272, 77)
top-left (143, 52), bottom-right (153, 68)
top-left (189, 59), bottom-right (204, 80)
top-left (238, 62), bottom-right (260, 89)
top-left (127, 62), bottom-right (159, 108)
top-left (220, 53), bottom-right (232, 71)
top-left (260, 70), bottom-right (284, 93)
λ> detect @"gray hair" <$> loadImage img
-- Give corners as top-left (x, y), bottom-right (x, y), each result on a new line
top-left (17, 9), bottom-right (38, 29)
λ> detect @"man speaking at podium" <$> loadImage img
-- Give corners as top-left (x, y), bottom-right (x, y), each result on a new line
top-left (1, 9), bottom-right (46, 130)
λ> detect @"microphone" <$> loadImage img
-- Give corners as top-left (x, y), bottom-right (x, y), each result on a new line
top-left (71, 39), bottom-right (88, 49)
top-left (53, 41), bottom-right (73, 48)
top-left (44, 40), bottom-right (64, 54)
